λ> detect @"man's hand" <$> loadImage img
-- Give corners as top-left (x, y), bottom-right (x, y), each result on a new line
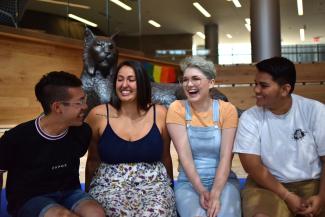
top-left (285, 192), bottom-right (308, 214)
top-left (298, 195), bottom-right (324, 217)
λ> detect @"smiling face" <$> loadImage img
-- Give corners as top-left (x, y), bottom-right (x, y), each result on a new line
top-left (115, 65), bottom-right (137, 103)
top-left (58, 87), bottom-right (88, 126)
top-left (254, 72), bottom-right (291, 113)
top-left (182, 67), bottom-right (214, 103)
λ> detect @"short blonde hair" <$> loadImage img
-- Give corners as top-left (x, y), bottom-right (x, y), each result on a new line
top-left (180, 56), bottom-right (216, 79)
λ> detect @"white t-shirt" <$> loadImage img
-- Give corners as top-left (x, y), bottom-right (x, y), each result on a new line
top-left (233, 94), bottom-right (325, 183)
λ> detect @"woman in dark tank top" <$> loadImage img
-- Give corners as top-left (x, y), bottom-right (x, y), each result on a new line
top-left (85, 60), bottom-right (176, 216)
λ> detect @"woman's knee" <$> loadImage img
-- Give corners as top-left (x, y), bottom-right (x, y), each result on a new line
top-left (44, 206), bottom-right (78, 217)
top-left (74, 200), bottom-right (106, 217)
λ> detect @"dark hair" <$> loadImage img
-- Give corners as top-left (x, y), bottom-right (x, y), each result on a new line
top-left (256, 56), bottom-right (296, 94)
top-left (35, 71), bottom-right (82, 114)
top-left (110, 60), bottom-right (152, 111)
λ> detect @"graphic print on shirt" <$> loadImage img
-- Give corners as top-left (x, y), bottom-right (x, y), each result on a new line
top-left (293, 128), bottom-right (306, 141)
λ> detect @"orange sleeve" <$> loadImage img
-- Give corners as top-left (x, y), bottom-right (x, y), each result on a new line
top-left (219, 100), bottom-right (238, 129)
top-left (166, 100), bottom-right (186, 126)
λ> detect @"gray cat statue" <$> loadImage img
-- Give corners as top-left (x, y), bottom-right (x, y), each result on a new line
top-left (80, 28), bottom-right (231, 112)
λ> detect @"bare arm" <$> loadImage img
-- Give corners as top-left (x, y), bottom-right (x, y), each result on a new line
top-left (239, 153), bottom-right (307, 213)
top-left (85, 106), bottom-right (103, 192)
top-left (167, 123), bottom-right (206, 194)
top-left (157, 105), bottom-right (173, 180)
top-left (85, 139), bottom-right (100, 192)
top-left (208, 128), bottom-right (236, 217)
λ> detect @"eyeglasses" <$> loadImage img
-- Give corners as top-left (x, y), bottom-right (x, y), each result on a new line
top-left (179, 76), bottom-right (210, 87)
top-left (60, 96), bottom-right (87, 107)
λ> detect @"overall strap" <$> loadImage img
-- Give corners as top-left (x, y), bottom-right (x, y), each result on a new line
top-left (185, 101), bottom-right (192, 127)
top-left (153, 104), bottom-right (156, 123)
top-left (106, 103), bottom-right (110, 124)
top-left (212, 100), bottom-right (219, 127)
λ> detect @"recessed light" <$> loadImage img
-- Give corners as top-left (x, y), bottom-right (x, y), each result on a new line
top-left (196, 32), bottom-right (206, 39)
top-left (226, 34), bottom-right (233, 38)
top-left (245, 23), bottom-right (251, 32)
top-left (297, 0), bottom-right (303, 16)
top-left (193, 2), bottom-right (211, 17)
top-left (68, 14), bottom-right (97, 27)
top-left (232, 0), bottom-right (242, 8)
top-left (148, 20), bottom-right (161, 28)
top-left (300, 28), bottom-right (305, 41)
top-left (110, 0), bottom-right (132, 11)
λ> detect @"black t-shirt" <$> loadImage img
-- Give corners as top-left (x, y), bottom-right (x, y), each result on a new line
top-left (0, 117), bottom-right (91, 214)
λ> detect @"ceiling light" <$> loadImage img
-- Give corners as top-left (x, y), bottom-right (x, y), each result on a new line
top-left (192, 43), bottom-right (197, 56)
top-left (226, 34), bottom-right (233, 38)
top-left (193, 2), bottom-right (211, 17)
top-left (232, 0), bottom-right (242, 8)
top-left (36, 0), bottom-right (90, 9)
top-left (68, 14), bottom-right (98, 27)
top-left (110, 0), bottom-right (132, 11)
top-left (245, 23), bottom-right (251, 32)
top-left (300, 28), bottom-right (305, 41)
top-left (148, 20), bottom-right (161, 28)
top-left (244, 18), bottom-right (251, 32)
top-left (196, 32), bottom-right (206, 39)
top-left (297, 0), bottom-right (303, 16)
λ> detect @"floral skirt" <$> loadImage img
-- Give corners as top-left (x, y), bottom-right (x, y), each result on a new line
top-left (89, 162), bottom-right (177, 217)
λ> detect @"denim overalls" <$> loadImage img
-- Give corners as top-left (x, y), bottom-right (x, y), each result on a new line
top-left (175, 100), bottom-right (241, 217)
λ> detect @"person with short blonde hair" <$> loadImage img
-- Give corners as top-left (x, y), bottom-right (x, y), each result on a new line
top-left (167, 56), bottom-right (241, 217)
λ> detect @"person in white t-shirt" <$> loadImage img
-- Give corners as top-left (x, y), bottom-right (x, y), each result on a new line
top-left (233, 56), bottom-right (325, 217)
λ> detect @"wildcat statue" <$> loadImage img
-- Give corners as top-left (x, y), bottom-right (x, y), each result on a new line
top-left (81, 28), bottom-right (118, 108)
top-left (81, 28), bottom-right (230, 111)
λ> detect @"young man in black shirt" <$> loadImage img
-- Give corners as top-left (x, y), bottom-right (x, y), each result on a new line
top-left (0, 71), bottom-right (105, 217)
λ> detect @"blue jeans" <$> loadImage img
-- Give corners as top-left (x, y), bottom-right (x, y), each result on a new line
top-left (175, 178), bottom-right (241, 217)
top-left (17, 189), bottom-right (93, 217)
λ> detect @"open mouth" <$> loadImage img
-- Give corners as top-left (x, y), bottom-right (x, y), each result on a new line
top-left (120, 90), bottom-right (132, 96)
top-left (255, 95), bottom-right (263, 99)
top-left (187, 89), bottom-right (199, 96)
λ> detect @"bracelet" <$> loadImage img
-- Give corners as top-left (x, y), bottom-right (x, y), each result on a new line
top-left (282, 191), bottom-right (292, 201)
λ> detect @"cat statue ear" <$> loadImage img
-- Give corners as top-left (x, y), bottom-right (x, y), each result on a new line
top-left (110, 31), bottom-right (119, 40)
top-left (84, 27), bottom-right (95, 46)
top-left (83, 28), bottom-right (96, 75)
